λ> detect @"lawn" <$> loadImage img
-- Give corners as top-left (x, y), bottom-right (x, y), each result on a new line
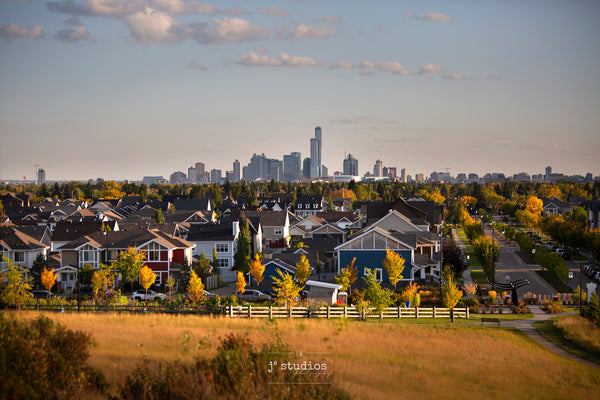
top-left (11, 311), bottom-right (600, 400)
top-left (469, 269), bottom-right (489, 284)
top-left (533, 316), bottom-right (600, 365)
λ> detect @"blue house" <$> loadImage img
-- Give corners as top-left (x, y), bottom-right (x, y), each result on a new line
top-left (335, 227), bottom-right (417, 287)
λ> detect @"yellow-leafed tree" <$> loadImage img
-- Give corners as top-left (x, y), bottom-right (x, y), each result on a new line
top-left (92, 264), bottom-right (116, 309)
top-left (186, 270), bottom-right (205, 305)
top-left (236, 270), bottom-right (246, 294)
top-left (441, 266), bottom-right (462, 310)
top-left (249, 253), bottom-right (265, 287)
top-left (382, 248), bottom-right (405, 289)
top-left (139, 265), bottom-right (156, 300)
top-left (294, 254), bottom-right (311, 284)
top-left (41, 266), bottom-right (57, 293)
top-left (347, 257), bottom-right (358, 292)
top-left (273, 269), bottom-right (303, 308)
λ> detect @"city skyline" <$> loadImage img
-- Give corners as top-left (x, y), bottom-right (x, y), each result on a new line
top-left (1, 1), bottom-right (599, 181)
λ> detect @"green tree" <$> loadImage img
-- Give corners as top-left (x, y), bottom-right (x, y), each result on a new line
top-left (186, 270), bottom-right (206, 305)
top-left (581, 292), bottom-right (600, 327)
top-left (272, 269), bottom-right (303, 307)
top-left (441, 265), bottom-right (462, 310)
top-left (113, 247), bottom-right (145, 291)
top-left (153, 208), bottom-right (165, 224)
top-left (233, 214), bottom-right (252, 273)
top-left (382, 248), bottom-right (405, 289)
top-left (30, 253), bottom-right (47, 289)
top-left (363, 270), bottom-right (393, 315)
top-left (294, 254), bottom-right (311, 284)
top-left (334, 268), bottom-right (351, 292)
top-left (194, 252), bottom-right (212, 278)
top-left (472, 236), bottom-right (499, 284)
top-left (0, 257), bottom-right (33, 309)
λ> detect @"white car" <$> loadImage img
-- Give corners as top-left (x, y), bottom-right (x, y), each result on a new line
top-left (131, 289), bottom-right (166, 302)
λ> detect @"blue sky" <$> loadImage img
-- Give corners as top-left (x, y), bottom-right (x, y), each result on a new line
top-left (1, 0), bottom-right (598, 181)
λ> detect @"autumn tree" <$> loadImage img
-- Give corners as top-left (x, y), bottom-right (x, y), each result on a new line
top-left (166, 275), bottom-right (176, 296)
top-left (363, 270), bottom-right (393, 315)
top-left (472, 236), bottom-right (500, 284)
top-left (441, 266), bottom-right (462, 310)
top-left (112, 247), bottom-right (145, 291)
top-left (236, 270), bottom-right (246, 294)
top-left (0, 257), bottom-right (33, 309)
top-left (249, 253), bottom-right (265, 287)
top-left (92, 264), bottom-right (116, 309)
top-left (334, 268), bottom-right (351, 292)
top-left (186, 270), bottom-right (205, 305)
top-left (294, 254), bottom-right (311, 284)
top-left (347, 257), bottom-right (358, 292)
top-left (41, 267), bottom-right (57, 293)
top-left (272, 269), bottom-right (303, 308)
top-left (139, 265), bottom-right (156, 300)
top-left (382, 248), bottom-right (405, 289)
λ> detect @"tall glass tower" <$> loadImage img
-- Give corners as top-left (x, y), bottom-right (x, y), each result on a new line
top-left (310, 126), bottom-right (322, 178)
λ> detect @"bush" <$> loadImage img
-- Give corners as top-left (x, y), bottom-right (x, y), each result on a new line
top-left (581, 292), bottom-right (600, 327)
top-left (457, 297), bottom-right (479, 313)
top-left (116, 332), bottom-right (348, 400)
top-left (543, 300), bottom-right (563, 314)
top-left (0, 314), bottom-right (105, 400)
top-left (513, 300), bottom-right (530, 314)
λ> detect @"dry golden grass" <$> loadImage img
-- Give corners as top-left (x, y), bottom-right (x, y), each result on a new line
top-left (15, 312), bottom-right (600, 400)
top-left (554, 315), bottom-right (600, 355)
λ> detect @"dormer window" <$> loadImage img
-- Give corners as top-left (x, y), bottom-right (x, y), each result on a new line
top-left (313, 204), bottom-right (318, 209)
top-left (305, 204), bottom-right (310, 209)
top-left (298, 204), bottom-right (302, 209)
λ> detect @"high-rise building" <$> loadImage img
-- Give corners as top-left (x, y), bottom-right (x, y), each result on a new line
top-left (243, 153), bottom-right (282, 181)
top-left (310, 126), bottom-right (322, 178)
top-left (387, 167), bottom-right (397, 180)
top-left (210, 169), bottom-right (222, 183)
top-left (321, 165), bottom-right (328, 177)
top-left (302, 157), bottom-right (311, 179)
top-left (233, 160), bottom-right (240, 182)
top-left (187, 166), bottom-right (197, 183)
top-left (545, 166), bottom-right (552, 182)
top-left (195, 162), bottom-right (205, 183)
top-left (373, 160), bottom-right (383, 177)
top-left (283, 152), bottom-right (301, 182)
top-left (343, 154), bottom-right (359, 176)
top-left (37, 168), bottom-right (45, 185)
top-left (400, 168), bottom-right (406, 182)
top-left (416, 173), bottom-right (424, 183)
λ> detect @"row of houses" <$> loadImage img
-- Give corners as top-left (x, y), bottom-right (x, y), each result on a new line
top-left (1, 192), bottom-right (444, 294)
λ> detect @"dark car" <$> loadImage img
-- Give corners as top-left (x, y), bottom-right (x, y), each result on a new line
top-left (32, 289), bottom-right (52, 299)
top-left (236, 289), bottom-right (272, 302)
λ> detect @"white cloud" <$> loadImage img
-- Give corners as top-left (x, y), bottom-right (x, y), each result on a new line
top-left (187, 60), bottom-right (207, 70)
top-left (277, 24), bottom-right (337, 40)
top-left (0, 23), bottom-right (44, 40)
top-left (335, 61), bottom-right (353, 69)
top-left (374, 61), bottom-right (410, 75)
top-left (188, 17), bottom-right (269, 44)
top-left (443, 73), bottom-right (466, 80)
top-left (257, 6), bottom-right (289, 17)
top-left (55, 24), bottom-right (92, 42)
top-left (406, 11), bottom-right (453, 22)
top-left (125, 7), bottom-right (180, 45)
top-left (237, 52), bottom-right (317, 67)
top-left (419, 64), bottom-right (442, 74)
top-left (86, 0), bottom-right (145, 16)
top-left (150, 0), bottom-right (216, 15)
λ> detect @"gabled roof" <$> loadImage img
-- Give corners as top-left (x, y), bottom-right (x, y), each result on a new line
top-left (173, 198), bottom-right (211, 211)
top-left (542, 197), bottom-right (569, 208)
top-left (10, 224), bottom-right (51, 244)
top-left (315, 211), bottom-right (356, 223)
top-left (52, 220), bottom-right (117, 243)
top-left (0, 226), bottom-right (49, 251)
top-left (243, 210), bottom-right (288, 227)
top-left (59, 228), bottom-right (194, 251)
top-left (334, 226), bottom-right (414, 251)
top-left (263, 258), bottom-right (297, 274)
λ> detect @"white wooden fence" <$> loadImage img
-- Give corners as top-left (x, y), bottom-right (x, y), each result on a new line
top-left (226, 305), bottom-right (469, 319)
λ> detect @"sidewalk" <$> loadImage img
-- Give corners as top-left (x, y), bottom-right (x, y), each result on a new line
top-left (451, 227), bottom-right (473, 285)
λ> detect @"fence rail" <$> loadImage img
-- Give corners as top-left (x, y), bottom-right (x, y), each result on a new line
top-left (22, 303), bottom-right (469, 319)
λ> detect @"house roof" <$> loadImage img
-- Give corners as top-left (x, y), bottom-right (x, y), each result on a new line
top-left (0, 226), bottom-right (49, 251)
top-left (59, 228), bottom-right (194, 251)
top-left (243, 210), bottom-right (288, 227)
top-left (295, 195), bottom-right (324, 205)
top-left (305, 280), bottom-right (342, 290)
top-left (315, 211), bottom-right (356, 223)
top-left (173, 198), bottom-right (211, 211)
top-left (187, 223), bottom-right (235, 242)
top-left (11, 225), bottom-right (50, 244)
top-left (52, 220), bottom-right (117, 243)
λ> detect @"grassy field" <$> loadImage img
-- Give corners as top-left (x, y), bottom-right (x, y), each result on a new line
top-left (12, 311), bottom-right (600, 400)
top-left (534, 316), bottom-right (600, 365)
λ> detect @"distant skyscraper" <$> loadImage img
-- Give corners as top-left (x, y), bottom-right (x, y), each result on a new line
top-left (387, 167), bottom-right (397, 180)
top-left (373, 160), bottom-right (383, 177)
top-left (400, 168), bottom-right (406, 182)
top-left (545, 166), bottom-right (552, 182)
top-left (243, 153), bottom-right (282, 181)
top-left (195, 162), bottom-right (205, 183)
top-left (188, 166), bottom-right (197, 183)
top-left (210, 169), bottom-right (222, 183)
top-left (343, 154), bottom-right (359, 176)
top-left (321, 165), bottom-right (328, 177)
top-left (37, 168), bottom-right (45, 185)
top-left (283, 152), bottom-right (301, 182)
top-left (233, 160), bottom-right (240, 182)
top-left (302, 157), bottom-right (311, 179)
top-left (416, 173), bottom-right (424, 183)
top-left (310, 126), bottom-right (322, 178)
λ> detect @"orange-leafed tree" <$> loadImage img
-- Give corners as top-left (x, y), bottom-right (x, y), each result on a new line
top-left (139, 265), bottom-right (156, 300)
top-left (41, 266), bottom-right (57, 293)
top-left (236, 270), bottom-right (246, 294)
top-left (249, 253), bottom-right (265, 287)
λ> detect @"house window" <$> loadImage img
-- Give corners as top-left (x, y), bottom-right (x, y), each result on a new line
top-left (274, 227), bottom-right (283, 235)
top-left (305, 204), bottom-right (310, 209)
top-left (13, 251), bottom-right (25, 263)
top-left (297, 204), bottom-right (302, 209)
top-left (375, 268), bottom-right (383, 282)
top-left (79, 245), bottom-right (98, 268)
top-left (109, 249), bottom-right (124, 261)
top-left (215, 243), bottom-right (229, 253)
top-left (313, 203), bottom-right (319, 209)
top-left (218, 259), bottom-right (229, 268)
top-left (146, 242), bottom-right (163, 261)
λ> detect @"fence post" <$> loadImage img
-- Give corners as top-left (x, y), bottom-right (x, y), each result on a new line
top-left (416, 307), bottom-right (419, 319)
top-left (229, 305), bottom-right (233, 317)
top-left (433, 307), bottom-right (437, 318)
top-left (288, 307), bottom-right (292, 318)
top-left (269, 305), bottom-right (273, 319)
top-left (248, 305), bottom-right (252, 319)
top-left (397, 306), bottom-right (401, 319)
top-left (343, 306), bottom-right (347, 318)
top-left (327, 306), bottom-right (330, 319)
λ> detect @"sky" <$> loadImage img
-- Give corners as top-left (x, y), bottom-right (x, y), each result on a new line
top-left (0, 0), bottom-right (599, 182)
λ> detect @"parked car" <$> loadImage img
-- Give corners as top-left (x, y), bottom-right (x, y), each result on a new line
top-left (236, 289), bottom-right (272, 302)
top-left (32, 289), bottom-right (52, 299)
top-left (131, 290), bottom-right (166, 302)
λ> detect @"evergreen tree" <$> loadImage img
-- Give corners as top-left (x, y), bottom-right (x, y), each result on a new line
top-left (30, 253), bottom-right (46, 289)
top-left (233, 215), bottom-right (252, 273)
